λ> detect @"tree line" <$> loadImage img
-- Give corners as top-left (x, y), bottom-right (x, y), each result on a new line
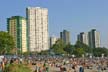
top-left (50, 39), bottom-right (108, 57)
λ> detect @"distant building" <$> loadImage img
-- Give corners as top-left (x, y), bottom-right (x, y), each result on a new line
top-left (77, 29), bottom-right (101, 48)
top-left (7, 16), bottom-right (27, 53)
top-left (26, 7), bottom-right (49, 52)
top-left (77, 32), bottom-right (89, 45)
top-left (60, 30), bottom-right (70, 44)
top-left (89, 29), bottom-right (100, 48)
top-left (50, 37), bottom-right (59, 48)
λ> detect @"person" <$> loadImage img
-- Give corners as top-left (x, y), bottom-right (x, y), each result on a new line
top-left (35, 66), bottom-right (40, 72)
top-left (72, 65), bottom-right (76, 72)
top-left (1, 61), bottom-right (5, 72)
top-left (97, 64), bottom-right (101, 72)
top-left (10, 58), bottom-right (14, 64)
top-left (43, 63), bottom-right (46, 67)
top-left (0, 63), bottom-right (2, 72)
top-left (46, 67), bottom-right (49, 72)
top-left (79, 66), bottom-right (84, 72)
top-left (19, 58), bottom-right (23, 64)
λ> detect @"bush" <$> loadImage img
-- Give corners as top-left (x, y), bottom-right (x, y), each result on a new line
top-left (4, 64), bottom-right (32, 72)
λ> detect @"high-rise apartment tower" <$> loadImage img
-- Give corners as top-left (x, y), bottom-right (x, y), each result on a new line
top-left (77, 32), bottom-right (89, 45)
top-left (60, 30), bottom-right (70, 44)
top-left (26, 7), bottom-right (49, 52)
top-left (7, 16), bottom-right (27, 53)
top-left (89, 29), bottom-right (100, 48)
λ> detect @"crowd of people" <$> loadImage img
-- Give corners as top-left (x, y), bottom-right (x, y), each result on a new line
top-left (27, 55), bottom-right (108, 72)
top-left (0, 56), bottom-right (8, 72)
top-left (0, 55), bottom-right (26, 72)
top-left (0, 55), bottom-right (108, 72)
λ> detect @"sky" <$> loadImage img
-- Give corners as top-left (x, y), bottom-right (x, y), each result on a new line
top-left (0, 0), bottom-right (108, 47)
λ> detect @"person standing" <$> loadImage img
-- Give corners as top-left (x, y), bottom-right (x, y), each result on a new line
top-left (79, 65), bottom-right (84, 72)
top-left (0, 63), bottom-right (2, 72)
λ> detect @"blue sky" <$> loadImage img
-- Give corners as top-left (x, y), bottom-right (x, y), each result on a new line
top-left (0, 0), bottom-right (107, 47)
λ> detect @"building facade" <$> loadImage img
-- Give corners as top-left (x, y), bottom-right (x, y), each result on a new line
top-left (60, 30), bottom-right (70, 44)
top-left (7, 16), bottom-right (27, 53)
top-left (89, 29), bottom-right (100, 48)
top-left (26, 7), bottom-right (49, 52)
top-left (50, 37), bottom-right (59, 48)
top-left (77, 32), bottom-right (89, 45)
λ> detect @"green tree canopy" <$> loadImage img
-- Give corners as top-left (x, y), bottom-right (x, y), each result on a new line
top-left (75, 41), bottom-right (91, 53)
top-left (51, 40), bottom-right (108, 57)
top-left (74, 48), bottom-right (85, 57)
top-left (0, 31), bottom-right (15, 54)
top-left (93, 47), bottom-right (108, 57)
top-left (51, 39), bottom-right (66, 55)
top-left (39, 50), bottom-right (49, 55)
top-left (64, 44), bottom-right (75, 54)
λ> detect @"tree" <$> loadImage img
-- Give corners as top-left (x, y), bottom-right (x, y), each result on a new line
top-left (93, 47), bottom-right (108, 57)
top-left (64, 44), bottom-right (75, 54)
top-left (51, 39), bottom-right (66, 55)
top-left (77, 48), bottom-right (85, 57)
top-left (39, 50), bottom-right (49, 55)
top-left (75, 41), bottom-right (91, 53)
top-left (0, 31), bottom-right (15, 54)
top-left (73, 41), bottom-right (92, 57)
top-left (23, 51), bottom-right (30, 56)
